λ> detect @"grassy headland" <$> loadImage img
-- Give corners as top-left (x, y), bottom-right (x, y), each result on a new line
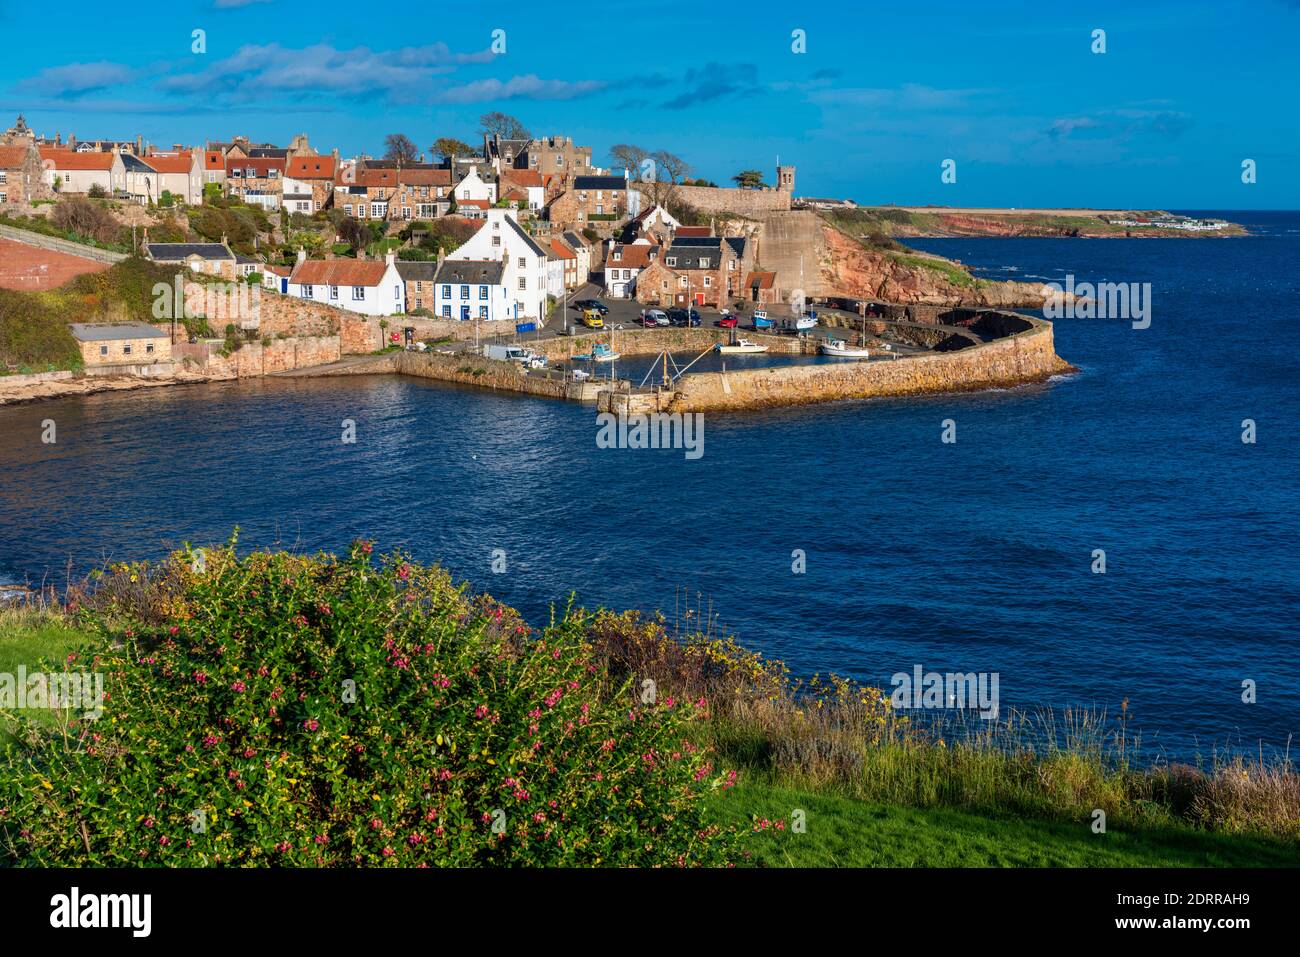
top-left (2, 547), bottom-right (1296, 867)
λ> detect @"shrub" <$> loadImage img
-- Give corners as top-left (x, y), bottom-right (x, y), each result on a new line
top-left (50, 196), bottom-right (119, 244)
top-left (0, 544), bottom-right (740, 866)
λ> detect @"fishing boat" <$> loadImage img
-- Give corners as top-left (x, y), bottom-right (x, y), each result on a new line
top-left (794, 311), bottom-right (818, 331)
top-left (570, 368), bottom-right (591, 381)
top-left (717, 338), bottom-right (769, 354)
top-left (751, 310), bottom-right (774, 331)
top-left (573, 343), bottom-right (621, 362)
top-left (819, 337), bottom-right (871, 359)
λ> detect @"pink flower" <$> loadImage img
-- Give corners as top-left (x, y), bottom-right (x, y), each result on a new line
top-left (231, 680), bottom-right (246, 693)
top-left (303, 718), bottom-right (319, 731)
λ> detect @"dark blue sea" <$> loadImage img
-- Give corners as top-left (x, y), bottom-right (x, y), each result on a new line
top-left (2, 210), bottom-right (1297, 762)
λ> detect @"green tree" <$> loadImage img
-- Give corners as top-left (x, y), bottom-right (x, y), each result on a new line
top-left (732, 170), bottom-right (766, 189)
top-left (432, 137), bottom-right (474, 162)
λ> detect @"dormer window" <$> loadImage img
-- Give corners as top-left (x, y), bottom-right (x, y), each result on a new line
top-left (613, 249), bottom-right (621, 260)
top-left (666, 257), bottom-right (676, 267)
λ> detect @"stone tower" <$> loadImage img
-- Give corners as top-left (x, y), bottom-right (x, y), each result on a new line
top-left (776, 164), bottom-right (795, 193)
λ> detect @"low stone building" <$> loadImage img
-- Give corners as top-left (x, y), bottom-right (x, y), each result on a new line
top-left (70, 323), bottom-right (171, 365)
top-left (144, 240), bottom-right (238, 278)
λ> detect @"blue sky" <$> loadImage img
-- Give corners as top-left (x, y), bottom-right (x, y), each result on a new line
top-left (1, 0), bottom-right (1296, 208)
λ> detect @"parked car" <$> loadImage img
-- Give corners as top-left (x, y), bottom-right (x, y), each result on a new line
top-left (717, 315), bottom-right (739, 328)
top-left (668, 308), bottom-right (702, 327)
top-left (573, 299), bottom-right (608, 315)
top-left (640, 309), bottom-right (669, 327)
top-left (580, 309), bottom-right (605, 328)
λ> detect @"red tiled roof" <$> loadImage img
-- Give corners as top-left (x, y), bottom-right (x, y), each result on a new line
top-left (0, 146), bottom-right (29, 169)
top-left (205, 151), bottom-right (224, 170)
top-left (746, 271), bottom-right (776, 290)
top-left (352, 168), bottom-right (399, 188)
top-left (143, 152), bottom-right (193, 174)
top-left (604, 243), bottom-right (657, 269)
top-left (39, 148), bottom-right (116, 171)
top-left (399, 168), bottom-right (451, 187)
top-left (290, 259), bottom-right (389, 287)
top-left (458, 198), bottom-right (489, 208)
top-left (287, 155), bottom-right (337, 179)
top-left (502, 169), bottom-right (543, 189)
top-left (550, 238), bottom-right (576, 260)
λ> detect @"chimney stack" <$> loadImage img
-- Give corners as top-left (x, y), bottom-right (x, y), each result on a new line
top-left (296, 246), bottom-right (307, 264)
top-left (385, 250), bottom-right (395, 267)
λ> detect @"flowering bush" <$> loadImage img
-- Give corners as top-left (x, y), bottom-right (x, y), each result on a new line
top-left (0, 543), bottom-right (740, 866)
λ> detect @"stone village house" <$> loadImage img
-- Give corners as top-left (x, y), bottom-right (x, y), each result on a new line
top-left (547, 174), bottom-right (638, 230)
top-left (634, 236), bottom-right (754, 308)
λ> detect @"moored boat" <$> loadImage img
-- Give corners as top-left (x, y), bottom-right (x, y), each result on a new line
top-left (717, 338), bottom-right (769, 354)
top-left (573, 343), bottom-right (621, 362)
top-left (819, 337), bottom-right (871, 359)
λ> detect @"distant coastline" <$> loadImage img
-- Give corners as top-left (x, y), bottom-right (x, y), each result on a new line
top-left (817, 206), bottom-right (1248, 239)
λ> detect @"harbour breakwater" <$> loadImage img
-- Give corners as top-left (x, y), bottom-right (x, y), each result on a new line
top-left (289, 311), bottom-right (1072, 413)
top-left (666, 315), bottom-right (1072, 412)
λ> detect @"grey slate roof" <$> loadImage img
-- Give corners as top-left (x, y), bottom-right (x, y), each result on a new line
top-left (145, 242), bottom-right (234, 261)
top-left (120, 154), bottom-right (154, 174)
top-left (503, 215), bottom-right (547, 258)
top-left (562, 230), bottom-right (587, 250)
top-left (572, 175), bottom-right (627, 191)
top-left (433, 260), bottom-right (505, 285)
top-left (664, 235), bottom-right (747, 263)
top-left (70, 322), bottom-right (167, 342)
top-left (395, 261), bottom-right (440, 281)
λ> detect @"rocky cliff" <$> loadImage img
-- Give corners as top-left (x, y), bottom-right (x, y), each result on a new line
top-left (817, 223), bottom-right (1052, 308)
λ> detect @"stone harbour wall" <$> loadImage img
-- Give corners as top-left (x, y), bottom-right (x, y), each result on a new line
top-left (668, 317), bottom-right (1072, 412)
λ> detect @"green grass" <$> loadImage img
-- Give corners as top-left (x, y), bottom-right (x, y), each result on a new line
top-left (709, 781), bottom-right (1300, 867)
top-left (885, 251), bottom-right (981, 288)
top-left (0, 611), bottom-right (101, 742)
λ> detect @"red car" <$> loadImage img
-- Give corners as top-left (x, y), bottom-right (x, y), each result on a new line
top-left (718, 316), bottom-right (738, 328)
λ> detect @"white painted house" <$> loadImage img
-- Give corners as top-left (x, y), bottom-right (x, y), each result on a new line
top-left (452, 168), bottom-right (496, 205)
top-left (431, 260), bottom-right (510, 321)
top-left (445, 208), bottom-right (549, 321)
top-left (603, 240), bottom-right (659, 298)
top-left (287, 250), bottom-right (405, 317)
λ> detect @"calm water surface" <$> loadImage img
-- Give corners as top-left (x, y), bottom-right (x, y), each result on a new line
top-left (2, 210), bottom-right (1297, 761)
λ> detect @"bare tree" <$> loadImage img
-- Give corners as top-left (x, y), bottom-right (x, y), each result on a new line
top-left (609, 143), bottom-right (649, 177)
top-left (649, 150), bottom-right (692, 206)
top-left (479, 111), bottom-right (530, 141)
top-left (383, 133), bottom-right (419, 165)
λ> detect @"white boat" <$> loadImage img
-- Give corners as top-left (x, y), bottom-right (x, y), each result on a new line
top-left (570, 368), bottom-right (591, 380)
top-left (717, 338), bottom-right (769, 354)
top-left (819, 337), bottom-right (871, 359)
top-left (794, 312), bottom-right (818, 331)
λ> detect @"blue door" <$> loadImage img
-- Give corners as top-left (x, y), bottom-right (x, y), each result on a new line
top-left (280, 278), bottom-right (288, 294)
top-left (460, 305), bottom-right (470, 320)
